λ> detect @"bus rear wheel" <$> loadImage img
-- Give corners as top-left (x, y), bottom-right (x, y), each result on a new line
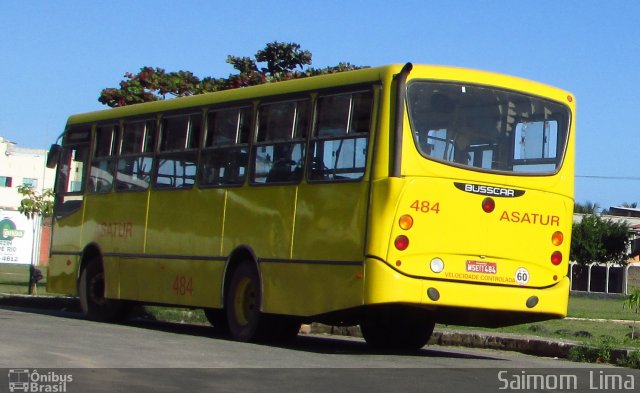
top-left (225, 260), bottom-right (263, 341)
top-left (360, 306), bottom-right (435, 351)
top-left (78, 258), bottom-right (130, 322)
top-left (225, 260), bottom-right (300, 343)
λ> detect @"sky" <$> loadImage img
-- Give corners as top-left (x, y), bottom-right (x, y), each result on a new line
top-left (1, 0), bottom-right (639, 210)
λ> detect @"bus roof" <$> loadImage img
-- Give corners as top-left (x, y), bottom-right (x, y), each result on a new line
top-left (66, 63), bottom-right (572, 126)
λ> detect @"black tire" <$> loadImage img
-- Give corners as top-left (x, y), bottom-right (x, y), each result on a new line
top-left (225, 260), bottom-right (300, 343)
top-left (78, 258), bottom-right (131, 322)
top-left (204, 308), bottom-right (229, 334)
top-left (225, 260), bottom-right (263, 341)
top-left (360, 306), bottom-right (435, 351)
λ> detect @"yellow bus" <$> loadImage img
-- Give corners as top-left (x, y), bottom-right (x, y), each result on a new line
top-left (46, 63), bottom-right (575, 349)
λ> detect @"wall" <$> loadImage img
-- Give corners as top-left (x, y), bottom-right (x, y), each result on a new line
top-left (0, 136), bottom-right (56, 266)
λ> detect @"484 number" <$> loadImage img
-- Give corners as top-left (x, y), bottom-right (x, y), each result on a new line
top-left (173, 275), bottom-right (193, 296)
top-left (410, 200), bottom-right (440, 214)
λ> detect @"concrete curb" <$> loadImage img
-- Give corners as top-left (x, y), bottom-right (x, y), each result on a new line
top-left (0, 294), bottom-right (634, 364)
top-left (0, 294), bottom-right (80, 312)
top-left (430, 330), bottom-right (575, 358)
top-left (307, 323), bottom-right (576, 358)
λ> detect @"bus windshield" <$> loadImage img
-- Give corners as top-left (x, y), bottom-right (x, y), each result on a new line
top-left (407, 81), bottom-right (570, 174)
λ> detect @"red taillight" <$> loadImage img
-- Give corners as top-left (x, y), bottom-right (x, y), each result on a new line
top-left (395, 235), bottom-right (409, 251)
top-left (482, 197), bottom-right (495, 213)
top-left (551, 251), bottom-right (562, 265)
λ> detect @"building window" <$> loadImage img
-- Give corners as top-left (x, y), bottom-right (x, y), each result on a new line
top-left (0, 176), bottom-right (12, 187)
top-left (22, 178), bottom-right (38, 188)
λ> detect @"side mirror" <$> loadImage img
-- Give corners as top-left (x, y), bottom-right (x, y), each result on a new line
top-left (46, 144), bottom-right (61, 168)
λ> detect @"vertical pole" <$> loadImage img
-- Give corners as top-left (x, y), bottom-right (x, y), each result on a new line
top-left (28, 216), bottom-right (36, 295)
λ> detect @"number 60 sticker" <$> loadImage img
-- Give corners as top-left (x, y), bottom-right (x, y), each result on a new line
top-left (515, 267), bottom-right (530, 286)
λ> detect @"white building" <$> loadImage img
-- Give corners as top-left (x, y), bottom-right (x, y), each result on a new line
top-left (0, 136), bottom-right (56, 209)
top-left (0, 136), bottom-right (56, 265)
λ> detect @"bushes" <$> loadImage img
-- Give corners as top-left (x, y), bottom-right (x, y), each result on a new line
top-left (567, 336), bottom-right (640, 368)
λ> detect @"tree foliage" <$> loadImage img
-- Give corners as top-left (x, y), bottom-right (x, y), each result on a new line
top-left (574, 201), bottom-right (601, 214)
top-left (99, 41), bottom-right (365, 107)
top-left (17, 185), bottom-right (54, 219)
top-left (570, 214), bottom-right (630, 265)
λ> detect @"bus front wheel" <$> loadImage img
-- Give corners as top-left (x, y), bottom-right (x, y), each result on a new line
top-left (360, 306), bottom-right (435, 351)
top-left (78, 258), bottom-right (130, 322)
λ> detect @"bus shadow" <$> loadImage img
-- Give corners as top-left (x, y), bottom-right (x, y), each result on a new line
top-left (0, 301), bottom-right (503, 361)
top-left (125, 317), bottom-right (502, 361)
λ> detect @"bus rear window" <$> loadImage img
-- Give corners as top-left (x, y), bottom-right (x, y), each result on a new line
top-left (407, 81), bottom-right (570, 174)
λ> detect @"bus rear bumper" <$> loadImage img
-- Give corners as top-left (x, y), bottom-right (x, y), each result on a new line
top-left (364, 258), bottom-right (570, 327)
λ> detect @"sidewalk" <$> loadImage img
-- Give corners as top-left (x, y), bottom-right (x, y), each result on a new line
top-left (0, 293), bottom-right (632, 364)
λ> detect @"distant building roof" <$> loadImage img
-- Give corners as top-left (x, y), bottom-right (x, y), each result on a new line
top-left (573, 213), bottom-right (640, 234)
top-left (608, 206), bottom-right (640, 218)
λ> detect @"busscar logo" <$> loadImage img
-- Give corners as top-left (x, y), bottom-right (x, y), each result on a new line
top-left (8, 369), bottom-right (73, 392)
top-left (454, 182), bottom-right (525, 198)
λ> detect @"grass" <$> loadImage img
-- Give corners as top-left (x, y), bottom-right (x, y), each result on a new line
top-left (139, 306), bottom-right (209, 325)
top-left (568, 295), bottom-right (634, 320)
top-left (442, 293), bottom-right (640, 355)
top-left (0, 263), bottom-right (51, 295)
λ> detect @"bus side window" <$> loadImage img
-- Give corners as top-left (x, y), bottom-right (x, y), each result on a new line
top-left (309, 91), bottom-right (372, 182)
top-left (154, 113), bottom-right (200, 189)
top-left (53, 127), bottom-right (90, 218)
top-left (89, 123), bottom-right (117, 193)
top-left (56, 145), bottom-right (89, 194)
top-left (116, 119), bottom-right (155, 191)
top-left (116, 156), bottom-right (153, 191)
top-left (253, 100), bottom-right (309, 184)
top-left (200, 106), bottom-right (251, 186)
top-left (156, 153), bottom-right (197, 188)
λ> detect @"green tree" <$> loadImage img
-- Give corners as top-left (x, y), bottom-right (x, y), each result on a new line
top-left (574, 201), bottom-right (601, 214)
top-left (570, 214), bottom-right (630, 265)
top-left (98, 41), bottom-right (365, 107)
top-left (16, 185), bottom-right (53, 295)
top-left (17, 185), bottom-right (53, 219)
top-left (623, 288), bottom-right (640, 338)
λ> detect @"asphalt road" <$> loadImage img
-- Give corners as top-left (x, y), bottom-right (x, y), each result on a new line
top-left (1, 306), bottom-right (638, 393)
